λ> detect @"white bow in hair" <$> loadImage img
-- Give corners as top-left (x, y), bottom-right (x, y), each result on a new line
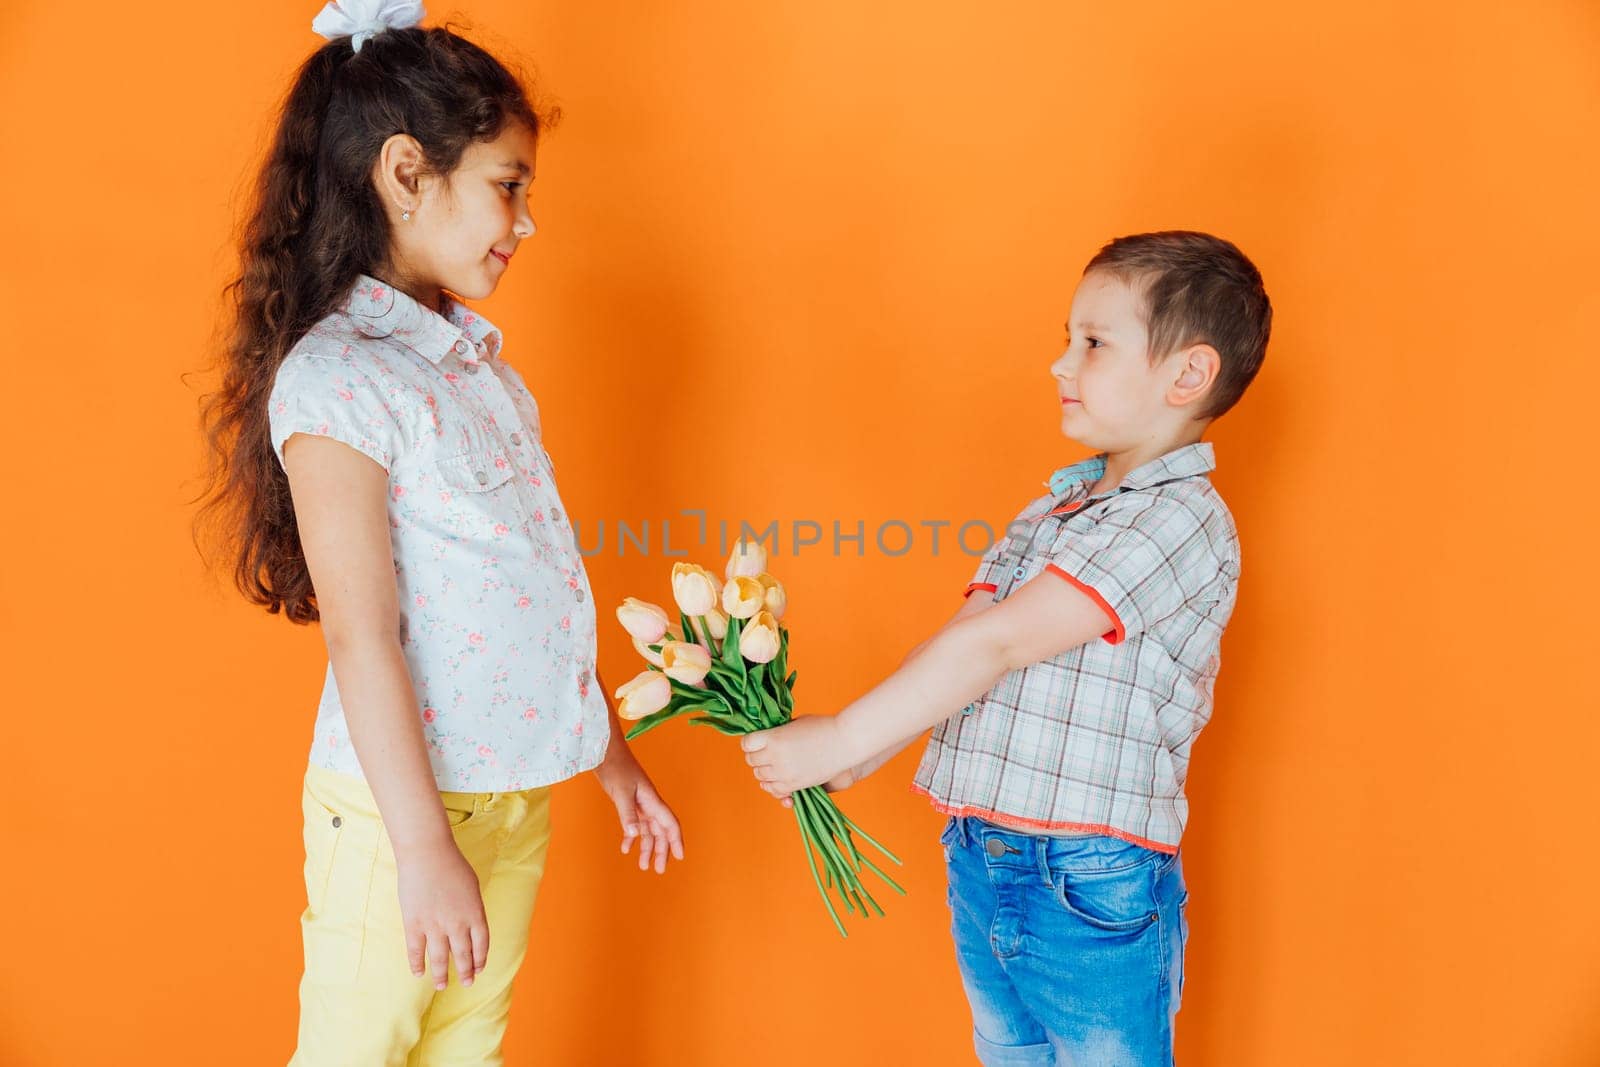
top-left (312, 0), bottom-right (425, 53)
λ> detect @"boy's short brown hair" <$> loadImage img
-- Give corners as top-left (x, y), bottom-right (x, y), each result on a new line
top-left (1086, 231), bottom-right (1271, 420)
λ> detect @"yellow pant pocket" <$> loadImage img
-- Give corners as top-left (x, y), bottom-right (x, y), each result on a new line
top-left (300, 774), bottom-right (382, 986)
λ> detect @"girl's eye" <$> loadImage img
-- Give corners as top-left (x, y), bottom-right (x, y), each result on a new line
top-left (501, 181), bottom-right (521, 194)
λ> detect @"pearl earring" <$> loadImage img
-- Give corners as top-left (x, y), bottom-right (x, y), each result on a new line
top-left (401, 209), bottom-right (412, 221)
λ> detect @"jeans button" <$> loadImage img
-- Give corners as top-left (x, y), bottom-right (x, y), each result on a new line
top-left (985, 838), bottom-right (1006, 859)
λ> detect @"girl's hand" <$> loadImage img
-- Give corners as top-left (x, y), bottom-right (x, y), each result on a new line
top-left (594, 746), bottom-right (685, 874)
top-left (395, 838), bottom-right (489, 991)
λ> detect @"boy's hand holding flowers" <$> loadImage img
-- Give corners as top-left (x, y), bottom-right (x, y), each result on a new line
top-left (741, 716), bottom-right (859, 800)
top-left (612, 540), bottom-right (904, 935)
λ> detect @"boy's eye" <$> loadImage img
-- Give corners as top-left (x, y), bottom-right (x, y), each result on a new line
top-left (1086, 336), bottom-right (1103, 349)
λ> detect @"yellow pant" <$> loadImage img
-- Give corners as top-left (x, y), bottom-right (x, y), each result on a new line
top-left (291, 764), bottom-right (553, 1066)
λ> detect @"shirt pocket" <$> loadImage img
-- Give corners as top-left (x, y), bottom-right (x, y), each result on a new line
top-left (433, 447), bottom-right (532, 534)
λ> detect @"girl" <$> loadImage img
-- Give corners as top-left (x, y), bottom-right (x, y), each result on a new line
top-left (197, 5), bottom-right (684, 1063)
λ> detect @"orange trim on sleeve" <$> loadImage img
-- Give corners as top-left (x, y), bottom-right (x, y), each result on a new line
top-left (964, 582), bottom-right (998, 599)
top-left (911, 784), bottom-right (1177, 854)
top-left (1043, 564), bottom-right (1125, 644)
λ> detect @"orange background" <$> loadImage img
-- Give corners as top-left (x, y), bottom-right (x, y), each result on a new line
top-left (2, 1), bottom-right (1597, 1064)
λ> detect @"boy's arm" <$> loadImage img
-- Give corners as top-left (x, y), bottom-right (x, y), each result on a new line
top-left (822, 588), bottom-right (998, 790)
top-left (741, 576), bottom-right (1116, 797)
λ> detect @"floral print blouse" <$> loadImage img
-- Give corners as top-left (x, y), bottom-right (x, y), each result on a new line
top-left (267, 274), bottom-right (609, 791)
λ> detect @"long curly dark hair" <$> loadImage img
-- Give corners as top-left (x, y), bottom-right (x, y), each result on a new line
top-left (195, 25), bottom-right (556, 624)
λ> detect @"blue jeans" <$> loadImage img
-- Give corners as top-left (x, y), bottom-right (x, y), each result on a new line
top-left (942, 816), bottom-right (1189, 1066)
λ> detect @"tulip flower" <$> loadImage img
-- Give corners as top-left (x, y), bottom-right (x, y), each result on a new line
top-left (633, 635), bottom-right (666, 667)
top-left (660, 640), bottom-right (713, 685)
top-left (616, 598), bottom-right (670, 643)
top-left (725, 538), bottom-right (768, 579)
top-left (672, 562), bottom-right (720, 617)
top-left (686, 607), bottom-right (728, 647)
top-left (613, 670), bottom-right (671, 720)
top-left (740, 610), bottom-right (781, 664)
top-left (757, 573), bottom-right (787, 620)
top-left (722, 575), bottom-right (765, 619)
top-left (702, 605), bottom-right (730, 640)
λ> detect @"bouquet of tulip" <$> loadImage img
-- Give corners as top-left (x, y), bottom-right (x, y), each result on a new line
top-left (612, 541), bottom-right (904, 936)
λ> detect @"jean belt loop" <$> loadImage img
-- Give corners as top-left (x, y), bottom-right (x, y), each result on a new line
top-left (1035, 835), bottom-right (1053, 888)
top-left (956, 815), bottom-right (970, 848)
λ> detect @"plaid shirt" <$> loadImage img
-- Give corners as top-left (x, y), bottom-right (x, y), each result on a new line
top-left (912, 443), bottom-right (1239, 852)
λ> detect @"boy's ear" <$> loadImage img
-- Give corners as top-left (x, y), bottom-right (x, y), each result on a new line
top-left (1168, 343), bottom-right (1221, 408)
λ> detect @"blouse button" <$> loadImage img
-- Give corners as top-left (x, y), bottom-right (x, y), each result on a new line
top-left (453, 339), bottom-right (468, 354)
top-left (474, 470), bottom-right (488, 485)
top-left (464, 362), bottom-right (480, 374)
top-left (575, 588), bottom-right (586, 603)
top-left (510, 432), bottom-right (523, 445)
top-left (551, 507), bottom-right (562, 521)
top-left (331, 815), bottom-right (342, 828)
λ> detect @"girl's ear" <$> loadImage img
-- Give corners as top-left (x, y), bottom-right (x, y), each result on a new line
top-left (375, 133), bottom-right (427, 211)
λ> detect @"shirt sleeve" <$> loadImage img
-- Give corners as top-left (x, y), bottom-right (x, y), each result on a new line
top-left (1045, 493), bottom-right (1223, 644)
top-left (267, 354), bottom-right (408, 472)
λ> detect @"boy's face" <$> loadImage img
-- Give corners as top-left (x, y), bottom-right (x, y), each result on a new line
top-left (1051, 271), bottom-right (1193, 452)
top-left (395, 122), bottom-right (540, 303)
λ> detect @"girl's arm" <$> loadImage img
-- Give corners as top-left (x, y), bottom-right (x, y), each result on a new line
top-left (590, 671), bottom-right (686, 875)
top-left (282, 433), bottom-right (487, 992)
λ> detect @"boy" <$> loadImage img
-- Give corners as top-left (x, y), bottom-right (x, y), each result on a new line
top-left (741, 231), bottom-right (1270, 1066)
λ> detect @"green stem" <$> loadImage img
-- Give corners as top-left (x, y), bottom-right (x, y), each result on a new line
top-left (794, 803), bottom-right (845, 937)
top-left (829, 801), bottom-right (905, 867)
top-left (801, 812), bottom-right (857, 912)
top-left (807, 792), bottom-right (907, 895)
top-left (799, 796), bottom-right (867, 911)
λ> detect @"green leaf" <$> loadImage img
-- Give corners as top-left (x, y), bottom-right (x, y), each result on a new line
top-left (721, 617), bottom-right (747, 673)
top-left (666, 678), bottom-right (733, 712)
top-left (621, 701), bottom-right (697, 741)
top-left (756, 678), bottom-right (783, 726)
top-left (685, 716), bottom-right (748, 736)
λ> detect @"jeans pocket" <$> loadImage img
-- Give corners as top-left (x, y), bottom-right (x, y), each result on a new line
top-left (1055, 856), bottom-right (1162, 933)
